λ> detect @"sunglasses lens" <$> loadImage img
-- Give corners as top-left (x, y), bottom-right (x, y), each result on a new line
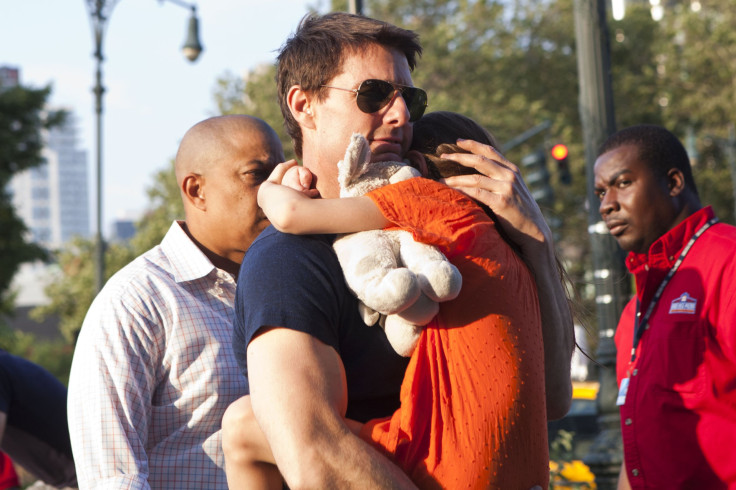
top-left (355, 80), bottom-right (395, 113)
top-left (355, 80), bottom-right (427, 122)
top-left (402, 87), bottom-right (428, 122)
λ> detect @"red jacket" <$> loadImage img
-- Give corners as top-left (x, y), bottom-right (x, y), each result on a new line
top-left (615, 206), bottom-right (736, 488)
top-left (0, 452), bottom-right (19, 490)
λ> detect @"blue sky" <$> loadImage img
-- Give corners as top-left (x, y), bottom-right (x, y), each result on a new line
top-left (1, 0), bottom-right (311, 233)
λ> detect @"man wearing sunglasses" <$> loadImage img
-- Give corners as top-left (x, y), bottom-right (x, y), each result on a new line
top-left (232, 12), bottom-right (573, 488)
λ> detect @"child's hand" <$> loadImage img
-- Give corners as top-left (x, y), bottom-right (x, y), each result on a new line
top-left (258, 161), bottom-right (320, 231)
top-left (265, 160), bottom-right (320, 198)
top-left (282, 165), bottom-right (320, 198)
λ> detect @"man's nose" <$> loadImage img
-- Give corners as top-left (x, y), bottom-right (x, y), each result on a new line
top-left (384, 90), bottom-right (411, 124)
top-left (599, 191), bottom-right (618, 216)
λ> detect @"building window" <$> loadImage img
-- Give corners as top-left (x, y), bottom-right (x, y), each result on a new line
top-left (31, 187), bottom-right (49, 199)
top-left (32, 207), bottom-right (50, 220)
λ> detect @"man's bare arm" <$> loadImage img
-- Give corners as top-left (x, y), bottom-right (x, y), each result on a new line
top-left (442, 139), bottom-right (574, 419)
top-left (247, 327), bottom-right (417, 489)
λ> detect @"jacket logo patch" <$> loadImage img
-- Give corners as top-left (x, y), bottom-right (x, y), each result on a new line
top-left (669, 292), bottom-right (697, 314)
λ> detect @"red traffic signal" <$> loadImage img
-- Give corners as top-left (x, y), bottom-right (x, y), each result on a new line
top-left (550, 144), bottom-right (572, 185)
top-left (550, 143), bottom-right (569, 161)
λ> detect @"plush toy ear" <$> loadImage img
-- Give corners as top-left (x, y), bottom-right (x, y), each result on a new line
top-left (337, 133), bottom-right (372, 191)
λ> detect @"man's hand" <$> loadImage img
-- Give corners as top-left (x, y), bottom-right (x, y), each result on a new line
top-left (439, 139), bottom-right (551, 257)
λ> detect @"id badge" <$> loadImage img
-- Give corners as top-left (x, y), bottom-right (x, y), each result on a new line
top-left (616, 377), bottom-right (630, 406)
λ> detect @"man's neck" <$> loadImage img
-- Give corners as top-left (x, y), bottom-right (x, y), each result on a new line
top-left (667, 197), bottom-right (702, 237)
top-left (180, 222), bottom-right (240, 278)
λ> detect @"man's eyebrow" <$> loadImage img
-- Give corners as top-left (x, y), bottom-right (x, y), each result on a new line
top-left (604, 168), bottom-right (631, 186)
top-left (243, 160), bottom-right (269, 167)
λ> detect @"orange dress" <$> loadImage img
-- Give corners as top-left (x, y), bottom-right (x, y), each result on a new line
top-left (362, 178), bottom-right (549, 490)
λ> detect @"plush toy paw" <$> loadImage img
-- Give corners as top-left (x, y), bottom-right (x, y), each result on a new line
top-left (384, 315), bottom-right (425, 357)
top-left (333, 231), bottom-right (421, 314)
top-left (396, 230), bottom-right (462, 302)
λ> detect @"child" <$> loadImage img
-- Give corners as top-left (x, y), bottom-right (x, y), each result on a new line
top-left (225, 112), bottom-right (549, 489)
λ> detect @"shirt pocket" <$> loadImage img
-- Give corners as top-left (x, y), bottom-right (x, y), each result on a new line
top-left (654, 319), bottom-right (706, 399)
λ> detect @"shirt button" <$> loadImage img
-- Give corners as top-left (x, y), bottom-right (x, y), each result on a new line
top-left (625, 418), bottom-right (633, 425)
top-left (633, 369), bottom-right (638, 376)
top-left (632, 469), bottom-right (640, 476)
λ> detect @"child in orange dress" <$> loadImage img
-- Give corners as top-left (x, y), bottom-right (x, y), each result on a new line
top-left (225, 112), bottom-right (549, 490)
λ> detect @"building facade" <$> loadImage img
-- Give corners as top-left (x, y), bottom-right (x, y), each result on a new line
top-left (10, 110), bottom-right (90, 250)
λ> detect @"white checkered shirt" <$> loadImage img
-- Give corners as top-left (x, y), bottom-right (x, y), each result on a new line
top-left (68, 221), bottom-right (247, 489)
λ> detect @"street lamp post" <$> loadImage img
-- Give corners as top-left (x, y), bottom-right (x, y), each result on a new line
top-left (573, 0), bottom-right (630, 487)
top-left (84, 0), bottom-right (202, 293)
top-left (349, 0), bottom-right (363, 15)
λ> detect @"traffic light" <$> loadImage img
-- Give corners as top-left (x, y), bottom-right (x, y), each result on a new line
top-left (550, 143), bottom-right (572, 185)
top-left (521, 148), bottom-right (554, 206)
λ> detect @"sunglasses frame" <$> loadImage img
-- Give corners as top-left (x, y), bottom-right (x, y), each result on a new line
top-left (321, 79), bottom-right (428, 122)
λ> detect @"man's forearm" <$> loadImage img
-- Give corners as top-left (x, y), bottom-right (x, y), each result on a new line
top-left (524, 243), bottom-right (574, 420)
top-left (275, 423), bottom-right (417, 489)
top-left (248, 328), bottom-right (417, 489)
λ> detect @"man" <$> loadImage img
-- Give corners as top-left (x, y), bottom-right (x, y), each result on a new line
top-left (67, 115), bottom-right (284, 488)
top-left (0, 350), bottom-right (75, 488)
top-left (594, 124), bottom-right (736, 489)
top-left (232, 12), bottom-right (573, 488)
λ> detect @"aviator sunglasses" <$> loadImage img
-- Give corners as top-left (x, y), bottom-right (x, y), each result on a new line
top-left (321, 79), bottom-right (428, 122)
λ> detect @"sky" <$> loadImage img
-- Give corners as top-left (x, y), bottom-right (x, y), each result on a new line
top-left (0, 0), bottom-right (313, 234)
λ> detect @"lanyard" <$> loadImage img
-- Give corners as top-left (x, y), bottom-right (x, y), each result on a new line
top-left (629, 217), bottom-right (718, 365)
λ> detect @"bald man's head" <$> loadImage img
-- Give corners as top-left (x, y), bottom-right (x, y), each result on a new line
top-left (175, 115), bottom-right (283, 188)
top-left (176, 115), bottom-right (285, 264)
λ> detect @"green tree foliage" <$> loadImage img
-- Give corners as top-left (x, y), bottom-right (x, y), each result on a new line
top-left (129, 160), bottom-right (184, 254)
top-left (214, 67), bottom-right (296, 162)
top-left (0, 85), bottom-right (64, 318)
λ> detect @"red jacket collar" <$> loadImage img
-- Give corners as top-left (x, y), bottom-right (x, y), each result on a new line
top-left (626, 206), bottom-right (714, 274)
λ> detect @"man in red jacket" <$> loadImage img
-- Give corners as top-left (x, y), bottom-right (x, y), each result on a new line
top-left (594, 124), bottom-right (736, 489)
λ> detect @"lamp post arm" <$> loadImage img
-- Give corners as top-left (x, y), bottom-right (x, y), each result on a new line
top-left (158, 0), bottom-right (197, 11)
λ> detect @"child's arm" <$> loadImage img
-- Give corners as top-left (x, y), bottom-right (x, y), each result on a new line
top-left (258, 161), bottom-right (390, 235)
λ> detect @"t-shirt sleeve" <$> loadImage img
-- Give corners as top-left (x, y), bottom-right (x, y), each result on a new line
top-left (366, 177), bottom-right (490, 257)
top-left (233, 228), bottom-right (347, 380)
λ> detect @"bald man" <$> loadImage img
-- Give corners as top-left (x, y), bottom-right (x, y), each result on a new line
top-left (67, 115), bottom-right (284, 489)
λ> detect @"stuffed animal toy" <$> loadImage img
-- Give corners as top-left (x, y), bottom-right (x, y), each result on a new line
top-left (333, 133), bottom-right (462, 356)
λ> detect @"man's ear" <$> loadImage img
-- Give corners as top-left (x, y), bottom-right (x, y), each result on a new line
top-left (182, 173), bottom-right (206, 210)
top-left (287, 85), bottom-right (315, 130)
top-left (667, 168), bottom-right (686, 197)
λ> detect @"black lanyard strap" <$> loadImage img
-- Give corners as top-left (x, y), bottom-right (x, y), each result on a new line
top-left (630, 216), bottom-right (719, 364)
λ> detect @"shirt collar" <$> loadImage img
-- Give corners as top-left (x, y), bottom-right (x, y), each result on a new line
top-left (626, 206), bottom-right (714, 273)
top-left (161, 221), bottom-right (219, 283)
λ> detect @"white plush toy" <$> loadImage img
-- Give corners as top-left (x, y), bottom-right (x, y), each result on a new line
top-left (333, 133), bottom-right (462, 356)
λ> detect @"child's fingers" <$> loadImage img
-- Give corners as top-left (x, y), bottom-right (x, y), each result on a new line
top-left (297, 167), bottom-right (315, 190)
top-left (266, 160), bottom-right (299, 184)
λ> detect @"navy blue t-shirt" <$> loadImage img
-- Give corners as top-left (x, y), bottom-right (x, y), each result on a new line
top-left (233, 226), bottom-right (409, 423)
top-left (0, 350), bottom-right (75, 486)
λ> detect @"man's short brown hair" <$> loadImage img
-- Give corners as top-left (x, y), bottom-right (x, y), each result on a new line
top-left (277, 12), bottom-right (422, 158)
